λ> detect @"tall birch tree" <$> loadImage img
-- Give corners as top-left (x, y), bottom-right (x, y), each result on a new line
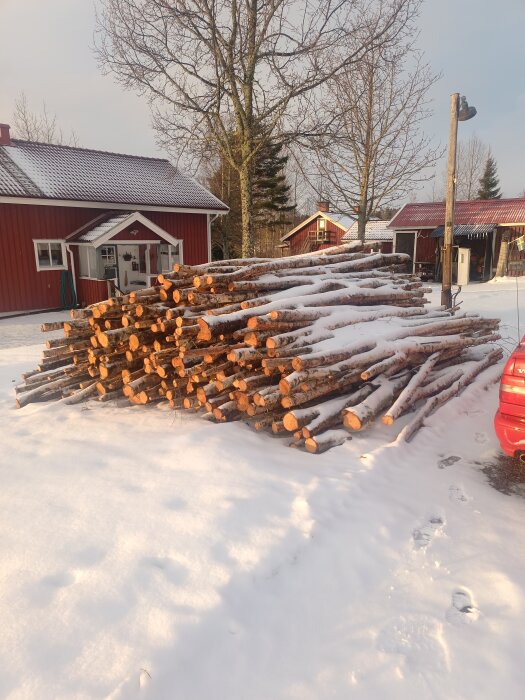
top-left (96, 0), bottom-right (417, 256)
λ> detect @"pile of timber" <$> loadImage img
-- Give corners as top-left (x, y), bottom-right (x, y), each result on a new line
top-left (15, 244), bottom-right (502, 453)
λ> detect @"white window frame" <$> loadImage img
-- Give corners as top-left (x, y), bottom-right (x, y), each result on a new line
top-left (78, 244), bottom-right (99, 280)
top-left (159, 240), bottom-right (184, 272)
top-left (33, 240), bottom-right (68, 272)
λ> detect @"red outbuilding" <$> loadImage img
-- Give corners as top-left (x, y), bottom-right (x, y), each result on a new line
top-left (0, 123), bottom-right (227, 315)
top-left (279, 201), bottom-right (355, 255)
top-left (389, 199), bottom-right (525, 281)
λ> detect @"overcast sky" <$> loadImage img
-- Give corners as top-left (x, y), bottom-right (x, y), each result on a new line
top-left (1, 0), bottom-right (524, 200)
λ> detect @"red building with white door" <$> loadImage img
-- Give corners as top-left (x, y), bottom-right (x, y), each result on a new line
top-left (0, 123), bottom-right (227, 314)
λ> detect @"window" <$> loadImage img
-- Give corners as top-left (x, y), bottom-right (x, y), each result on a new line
top-left (34, 241), bottom-right (67, 271)
top-left (159, 242), bottom-right (182, 272)
top-left (78, 246), bottom-right (103, 278)
top-left (100, 246), bottom-right (116, 266)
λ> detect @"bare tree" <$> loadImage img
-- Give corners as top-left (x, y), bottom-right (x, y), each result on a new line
top-left (300, 6), bottom-right (441, 241)
top-left (430, 135), bottom-right (489, 202)
top-left (96, 0), bottom-right (417, 256)
top-left (12, 92), bottom-right (79, 146)
top-left (456, 135), bottom-right (489, 200)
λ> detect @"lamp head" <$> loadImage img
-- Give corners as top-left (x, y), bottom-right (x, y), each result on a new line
top-left (458, 96), bottom-right (477, 121)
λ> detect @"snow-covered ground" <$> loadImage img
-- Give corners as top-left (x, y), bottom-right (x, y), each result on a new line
top-left (1, 280), bottom-right (525, 699)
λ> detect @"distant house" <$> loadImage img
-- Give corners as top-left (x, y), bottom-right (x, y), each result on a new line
top-left (0, 123), bottom-right (227, 314)
top-left (389, 198), bottom-right (525, 280)
top-left (279, 201), bottom-right (354, 255)
top-left (342, 218), bottom-right (393, 253)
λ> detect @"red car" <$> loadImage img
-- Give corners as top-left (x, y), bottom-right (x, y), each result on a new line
top-left (494, 341), bottom-right (525, 459)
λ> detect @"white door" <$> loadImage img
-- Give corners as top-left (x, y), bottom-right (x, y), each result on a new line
top-left (117, 245), bottom-right (147, 292)
top-left (457, 247), bottom-right (471, 286)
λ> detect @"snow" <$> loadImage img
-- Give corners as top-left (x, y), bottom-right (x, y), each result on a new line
top-left (1, 280), bottom-right (525, 699)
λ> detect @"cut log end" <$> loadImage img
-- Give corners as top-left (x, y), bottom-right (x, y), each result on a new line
top-left (343, 412), bottom-right (362, 431)
top-left (304, 438), bottom-right (318, 453)
top-left (283, 412), bottom-right (300, 432)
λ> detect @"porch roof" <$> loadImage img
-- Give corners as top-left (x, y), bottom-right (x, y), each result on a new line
top-left (70, 211), bottom-right (179, 247)
top-left (431, 224), bottom-right (495, 238)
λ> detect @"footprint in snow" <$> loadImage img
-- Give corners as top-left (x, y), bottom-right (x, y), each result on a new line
top-left (377, 614), bottom-right (449, 672)
top-left (412, 514), bottom-right (445, 550)
top-left (446, 587), bottom-right (480, 625)
top-left (475, 432), bottom-right (489, 444)
top-left (438, 455), bottom-right (461, 469)
top-left (30, 571), bottom-right (76, 607)
top-left (449, 484), bottom-right (470, 503)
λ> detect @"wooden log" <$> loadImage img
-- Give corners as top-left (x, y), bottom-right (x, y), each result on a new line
top-left (40, 321), bottom-right (64, 332)
top-left (61, 381), bottom-right (98, 404)
top-left (305, 429), bottom-right (350, 454)
top-left (343, 373), bottom-right (410, 431)
top-left (399, 350), bottom-right (502, 442)
top-left (382, 352), bottom-right (441, 425)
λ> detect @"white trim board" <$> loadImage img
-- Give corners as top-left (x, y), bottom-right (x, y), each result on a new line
top-left (0, 195), bottom-right (228, 215)
top-left (73, 211), bottom-right (182, 248)
top-left (33, 239), bottom-right (68, 272)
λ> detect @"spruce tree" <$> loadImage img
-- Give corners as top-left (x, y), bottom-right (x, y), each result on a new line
top-left (477, 154), bottom-right (501, 199)
top-left (208, 134), bottom-right (294, 258)
top-left (253, 140), bottom-right (294, 229)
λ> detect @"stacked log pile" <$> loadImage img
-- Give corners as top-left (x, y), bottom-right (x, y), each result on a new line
top-left (15, 244), bottom-right (502, 452)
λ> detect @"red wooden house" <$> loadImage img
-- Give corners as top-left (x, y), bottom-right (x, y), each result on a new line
top-left (0, 123), bottom-right (227, 314)
top-left (389, 199), bottom-right (525, 280)
top-left (279, 202), bottom-right (355, 255)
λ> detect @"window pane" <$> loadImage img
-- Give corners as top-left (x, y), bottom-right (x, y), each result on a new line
top-left (37, 243), bottom-right (51, 267)
top-left (100, 246), bottom-right (116, 263)
top-left (88, 247), bottom-right (98, 278)
top-left (159, 243), bottom-right (170, 271)
top-left (79, 247), bottom-right (89, 276)
top-left (50, 242), bottom-right (63, 266)
top-left (170, 244), bottom-right (180, 264)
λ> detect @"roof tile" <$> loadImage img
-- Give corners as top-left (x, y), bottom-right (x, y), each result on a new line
top-left (0, 140), bottom-right (227, 211)
top-left (390, 199), bottom-right (525, 229)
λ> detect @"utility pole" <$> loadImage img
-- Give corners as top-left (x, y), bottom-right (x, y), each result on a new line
top-left (441, 93), bottom-right (459, 308)
top-left (441, 94), bottom-right (477, 308)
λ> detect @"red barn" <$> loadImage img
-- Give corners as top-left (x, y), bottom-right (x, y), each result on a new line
top-left (279, 201), bottom-right (354, 255)
top-left (0, 123), bottom-right (227, 314)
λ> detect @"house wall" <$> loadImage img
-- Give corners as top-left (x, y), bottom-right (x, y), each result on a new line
top-left (0, 203), bottom-right (210, 313)
top-left (144, 212), bottom-right (208, 265)
top-left (0, 202), bottom-right (106, 313)
top-left (415, 230), bottom-right (436, 264)
top-left (76, 277), bottom-right (111, 307)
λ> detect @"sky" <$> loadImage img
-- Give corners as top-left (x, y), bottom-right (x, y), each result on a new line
top-left (0, 0), bottom-right (524, 199)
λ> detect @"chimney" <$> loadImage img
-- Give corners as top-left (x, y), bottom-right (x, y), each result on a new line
top-left (0, 123), bottom-right (12, 146)
top-left (318, 200), bottom-right (330, 213)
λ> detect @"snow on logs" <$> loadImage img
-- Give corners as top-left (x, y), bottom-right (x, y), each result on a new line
top-left (18, 244), bottom-right (502, 452)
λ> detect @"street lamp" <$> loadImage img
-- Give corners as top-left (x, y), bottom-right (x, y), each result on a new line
top-left (441, 93), bottom-right (477, 308)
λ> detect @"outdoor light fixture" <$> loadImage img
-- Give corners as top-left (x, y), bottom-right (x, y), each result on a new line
top-left (130, 228), bottom-right (139, 236)
top-left (441, 93), bottom-right (477, 308)
top-left (458, 96), bottom-right (477, 122)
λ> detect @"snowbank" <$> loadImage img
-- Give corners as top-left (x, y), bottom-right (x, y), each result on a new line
top-left (1, 283), bottom-right (524, 699)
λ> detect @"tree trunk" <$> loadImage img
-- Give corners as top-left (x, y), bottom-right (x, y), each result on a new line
top-left (495, 230), bottom-right (510, 277)
top-left (239, 163), bottom-right (254, 258)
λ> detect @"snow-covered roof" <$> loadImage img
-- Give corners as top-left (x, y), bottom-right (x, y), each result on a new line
top-left (281, 210), bottom-right (355, 242)
top-left (0, 139), bottom-right (228, 211)
top-left (76, 213), bottom-right (132, 242)
top-left (342, 219), bottom-right (393, 241)
top-left (68, 211), bottom-right (179, 248)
